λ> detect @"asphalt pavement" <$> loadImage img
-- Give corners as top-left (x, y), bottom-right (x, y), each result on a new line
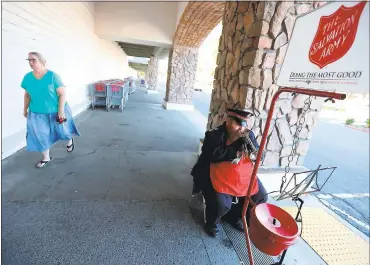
top-left (304, 119), bottom-right (369, 237)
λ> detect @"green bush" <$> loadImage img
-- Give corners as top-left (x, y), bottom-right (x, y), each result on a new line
top-left (345, 118), bottom-right (355, 125)
top-left (366, 119), bottom-right (370, 128)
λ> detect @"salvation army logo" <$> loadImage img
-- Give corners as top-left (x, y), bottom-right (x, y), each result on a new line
top-left (309, 1), bottom-right (366, 69)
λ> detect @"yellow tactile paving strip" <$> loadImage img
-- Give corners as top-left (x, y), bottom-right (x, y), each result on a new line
top-left (283, 207), bottom-right (370, 265)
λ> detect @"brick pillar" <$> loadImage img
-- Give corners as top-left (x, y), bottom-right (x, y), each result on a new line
top-left (208, 1), bottom-right (326, 167)
top-left (145, 55), bottom-right (159, 90)
top-left (163, 45), bottom-right (198, 110)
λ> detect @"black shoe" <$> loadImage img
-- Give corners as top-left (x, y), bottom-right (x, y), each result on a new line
top-left (225, 219), bottom-right (245, 232)
top-left (192, 185), bottom-right (201, 196)
top-left (204, 223), bottom-right (219, 237)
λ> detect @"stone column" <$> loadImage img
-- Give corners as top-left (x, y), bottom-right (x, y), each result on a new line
top-left (145, 55), bottom-right (159, 91)
top-left (208, 1), bottom-right (326, 167)
top-left (163, 45), bottom-right (198, 110)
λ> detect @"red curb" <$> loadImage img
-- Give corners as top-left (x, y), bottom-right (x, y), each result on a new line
top-left (345, 125), bottom-right (370, 133)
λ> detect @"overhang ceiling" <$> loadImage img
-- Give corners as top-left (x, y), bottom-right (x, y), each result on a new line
top-left (129, 62), bottom-right (148, 72)
top-left (118, 42), bottom-right (169, 59)
top-left (118, 42), bottom-right (155, 58)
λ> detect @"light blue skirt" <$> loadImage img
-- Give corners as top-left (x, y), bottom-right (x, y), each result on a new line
top-left (26, 104), bottom-right (81, 152)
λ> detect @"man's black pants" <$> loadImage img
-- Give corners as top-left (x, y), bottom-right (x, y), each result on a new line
top-left (202, 178), bottom-right (267, 225)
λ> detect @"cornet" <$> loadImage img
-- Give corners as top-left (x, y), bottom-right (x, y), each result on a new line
top-left (232, 130), bottom-right (259, 164)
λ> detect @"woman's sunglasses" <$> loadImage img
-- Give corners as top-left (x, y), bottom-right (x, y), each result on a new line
top-left (26, 58), bottom-right (37, 63)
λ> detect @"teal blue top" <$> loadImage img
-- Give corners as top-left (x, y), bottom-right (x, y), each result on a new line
top-left (21, 70), bottom-right (64, 114)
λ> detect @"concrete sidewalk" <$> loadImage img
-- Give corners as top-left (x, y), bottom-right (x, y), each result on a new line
top-left (1, 85), bottom-right (364, 265)
top-left (2, 86), bottom-right (238, 265)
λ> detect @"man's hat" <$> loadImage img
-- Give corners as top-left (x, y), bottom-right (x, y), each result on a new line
top-left (227, 108), bottom-right (254, 127)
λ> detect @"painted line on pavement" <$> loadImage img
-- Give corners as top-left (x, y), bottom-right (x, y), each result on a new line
top-left (317, 193), bottom-right (370, 199)
top-left (318, 198), bottom-right (370, 231)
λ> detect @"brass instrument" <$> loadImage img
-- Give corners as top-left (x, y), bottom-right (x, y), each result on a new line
top-left (243, 131), bottom-right (259, 161)
top-left (231, 130), bottom-right (259, 164)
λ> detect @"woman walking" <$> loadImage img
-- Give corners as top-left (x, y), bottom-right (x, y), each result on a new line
top-left (22, 52), bottom-right (80, 168)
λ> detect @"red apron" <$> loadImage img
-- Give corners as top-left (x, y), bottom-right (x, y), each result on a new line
top-left (210, 156), bottom-right (259, 197)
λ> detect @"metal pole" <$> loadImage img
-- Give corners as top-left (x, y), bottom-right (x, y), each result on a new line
top-left (241, 87), bottom-right (346, 265)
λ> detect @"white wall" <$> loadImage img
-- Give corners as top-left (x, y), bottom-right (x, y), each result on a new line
top-left (94, 2), bottom-right (178, 48)
top-left (157, 58), bottom-right (169, 89)
top-left (1, 2), bottom-right (131, 158)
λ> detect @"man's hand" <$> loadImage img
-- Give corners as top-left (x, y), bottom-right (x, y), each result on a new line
top-left (23, 109), bottom-right (28, 118)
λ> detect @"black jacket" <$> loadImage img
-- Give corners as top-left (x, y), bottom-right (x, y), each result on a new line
top-left (191, 122), bottom-right (261, 192)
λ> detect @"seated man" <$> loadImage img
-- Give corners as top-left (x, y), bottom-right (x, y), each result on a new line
top-left (191, 108), bottom-right (267, 237)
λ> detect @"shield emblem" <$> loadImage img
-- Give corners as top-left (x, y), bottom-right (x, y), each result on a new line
top-left (309, 1), bottom-right (366, 69)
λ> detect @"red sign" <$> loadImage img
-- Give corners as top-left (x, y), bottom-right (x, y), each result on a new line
top-left (309, 2), bottom-right (366, 69)
top-left (110, 85), bottom-right (121, 92)
top-left (95, 83), bottom-right (105, 91)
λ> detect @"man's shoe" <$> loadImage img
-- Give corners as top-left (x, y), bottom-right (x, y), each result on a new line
top-left (225, 219), bottom-right (245, 232)
top-left (204, 223), bottom-right (219, 237)
top-left (192, 184), bottom-right (201, 196)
